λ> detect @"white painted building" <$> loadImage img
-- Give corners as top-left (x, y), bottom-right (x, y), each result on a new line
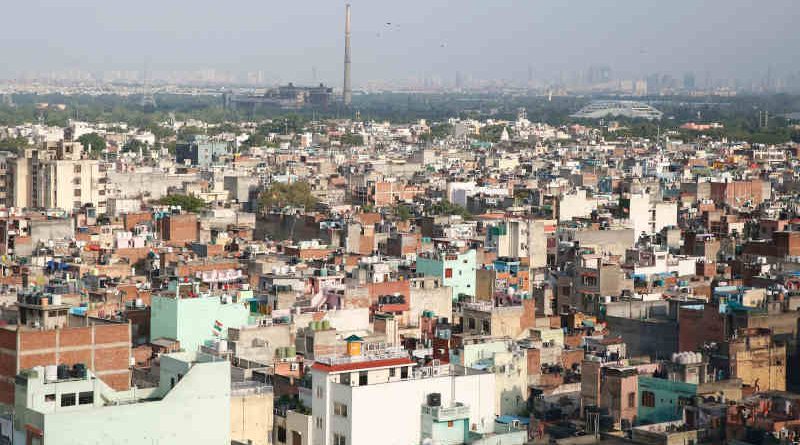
top-left (558, 189), bottom-right (597, 222)
top-left (309, 343), bottom-right (495, 445)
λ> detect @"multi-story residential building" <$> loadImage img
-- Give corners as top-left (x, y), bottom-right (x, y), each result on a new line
top-left (416, 249), bottom-right (476, 300)
top-left (150, 280), bottom-right (253, 352)
top-left (308, 337), bottom-right (495, 445)
top-left (485, 218), bottom-right (551, 269)
top-left (176, 134), bottom-right (230, 167)
top-left (450, 335), bottom-right (529, 416)
top-left (8, 142), bottom-right (108, 213)
top-left (0, 291), bottom-right (132, 406)
top-left (12, 351), bottom-right (230, 445)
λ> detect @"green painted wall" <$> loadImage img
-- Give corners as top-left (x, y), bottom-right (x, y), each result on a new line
top-left (637, 376), bottom-right (697, 425)
top-left (150, 294), bottom-right (251, 352)
top-left (417, 249), bottom-right (476, 299)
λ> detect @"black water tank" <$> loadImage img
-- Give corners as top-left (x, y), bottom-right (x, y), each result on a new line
top-left (57, 364), bottom-right (70, 380)
top-left (73, 363), bottom-right (87, 378)
top-left (427, 393), bottom-right (441, 407)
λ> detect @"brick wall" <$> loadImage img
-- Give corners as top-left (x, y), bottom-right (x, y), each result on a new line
top-left (123, 212), bottom-right (152, 231)
top-left (0, 323), bottom-right (132, 406)
top-left (678, 304), bottom-right (725, 352)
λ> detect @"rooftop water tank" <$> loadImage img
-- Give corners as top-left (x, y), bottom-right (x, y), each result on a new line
top-left (45, 365), bottom-right (58, 382)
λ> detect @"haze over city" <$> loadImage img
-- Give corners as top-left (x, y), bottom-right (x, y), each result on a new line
top-left (2, 0), bottom-right (799, 85)
top-left (3, 1), bottom-right (800, 445)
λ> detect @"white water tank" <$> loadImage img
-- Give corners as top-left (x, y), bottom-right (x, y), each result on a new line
top-left (51, 294), bottom-right (62, 306)
top-left (45, 365), bottom-right (58, 382)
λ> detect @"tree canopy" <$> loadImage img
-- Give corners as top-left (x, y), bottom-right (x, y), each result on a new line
top-left (340, 133), bottom-right (364, 146)
top-left (258, 181), bottom-right (318, 212)
top-left (158, 194), bottom-right (207, 213)
top-left (77, 133), bottom-right (106, 155)
top-left (429, 200), bottom-right (472, 219)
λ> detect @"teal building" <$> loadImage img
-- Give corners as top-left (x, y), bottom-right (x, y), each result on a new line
top-left (150, 281), bottom-right (253, 352)
top-left (638, 376), bottom-right (697, 425)
top-left (416, 249), bottom-right (476, 300)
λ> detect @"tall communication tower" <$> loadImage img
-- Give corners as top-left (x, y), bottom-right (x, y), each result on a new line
top-left (343, 4), bottom-right (352, 106)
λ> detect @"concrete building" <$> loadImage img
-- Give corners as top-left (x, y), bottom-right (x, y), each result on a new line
top-left (308, 339), bottom-right (495, 445)
top-left (558, 189), bottom-right (597, 222)
top-left (231, 381), bottom-right (274, 445)
top-left (9, 143), bottom-right (108, 213)
top-left (416, 249), bottom-right (476, 300)
top-left (176, 135), bottom-right (230, 167)
top-left (725, 327), bottom-right (786, 391)
top-left (450, 336), bottom-right (529, 416)
top-left (0, 292), bottom-right (132, 406)
top-left (460, 300), bottom-right (536, 340)
top-left (150, 280), bottom-right (253, 352)
top-left (621, 194), bottom-right (677, 239)
top-left (485, 218), bottom-right (550, 269)
top-left (13, 351), bottom-right (230, 445)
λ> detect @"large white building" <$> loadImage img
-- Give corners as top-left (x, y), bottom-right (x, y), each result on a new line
top-left (571, 100), bottom-right (663, 120)
top-left (308, 340), bottom-right (495, 445)
top-left (11, 351), bottom-right (230, 445)
top-left (624, 193), bottom-right (677, 238)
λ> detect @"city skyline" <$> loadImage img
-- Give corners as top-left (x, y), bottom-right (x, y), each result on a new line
top-left (1, 0), bottom-right (799, 87)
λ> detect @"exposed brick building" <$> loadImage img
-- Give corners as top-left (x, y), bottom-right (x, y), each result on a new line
top-left (158, 213), bottom-right (198, 244)
top-left (0, 322), bottom-right (132, 405)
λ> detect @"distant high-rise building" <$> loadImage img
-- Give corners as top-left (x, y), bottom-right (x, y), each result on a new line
top-left (683, 72), bottom-right (696, 91)
top-left (343, 4), bottom-right (352, 106)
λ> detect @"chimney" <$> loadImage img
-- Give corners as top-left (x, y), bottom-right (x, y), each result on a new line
top-left (343, 4), bottom-right (352, 106)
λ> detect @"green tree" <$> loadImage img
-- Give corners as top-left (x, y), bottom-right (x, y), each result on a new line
top-left (476, 124), bottom-right (505, 142)
top-left (0, 136), bottom-right (30, 154)
top-left (259, 181), bottom-right (318, 212)
top-left (158, 194), bottom-right (207, 213)
top-left (429, 200), bottom-right (472, 219)
top-left (77, 133), bottom-right (107, 155)
top-left (394, 205), bottom-right (413, 221)
top-left (340, 133), bottom-right (364, 146)
top-left (123, 138), bottom-right (149, 155)
top-left (178, 125), bottom-right (206, 138)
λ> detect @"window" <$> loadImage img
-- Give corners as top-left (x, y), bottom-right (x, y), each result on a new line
top-left (44, 394), bottom-right (55, 402)
top-left (358, 371), bottom-right (368, 386)
top-left (60, 393), bottom-right (76, 407)
top-left (482, 320), bottom-right (491, 333)
top-left (340, 373), bottom-right (350, 385)
top-left (315, 417), bottom-right (323, 429)
top-left (468, 318), bottom-right (476, 330)
top-left (277, 426), bottom-right (287, 443)
top-left (445, 268), bottom-right (453, 278)
top-left (78, 391), bottom-right (93, 405)
top-left (316, 385), bottom-right (323, 399)
top-left (628, 392), bottom-right (636, 408)
top-left (401, 367), bottom-right (409, 379)
top-left (642, 391), bottom-right (655, 407)
top-left (448, 421), bottom-right (454, 427)
top-left (333, 433), bottom-right (347, 445)
top-left (74, 165), bottom-right (81, 173)
top-left (389, 368), bottom-right (396, 377)
top-left (334, 402), bottom-right (348, 418)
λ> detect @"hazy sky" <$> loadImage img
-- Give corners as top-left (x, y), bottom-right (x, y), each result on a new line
top-left (2, 0), bottom-right (798, 84)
